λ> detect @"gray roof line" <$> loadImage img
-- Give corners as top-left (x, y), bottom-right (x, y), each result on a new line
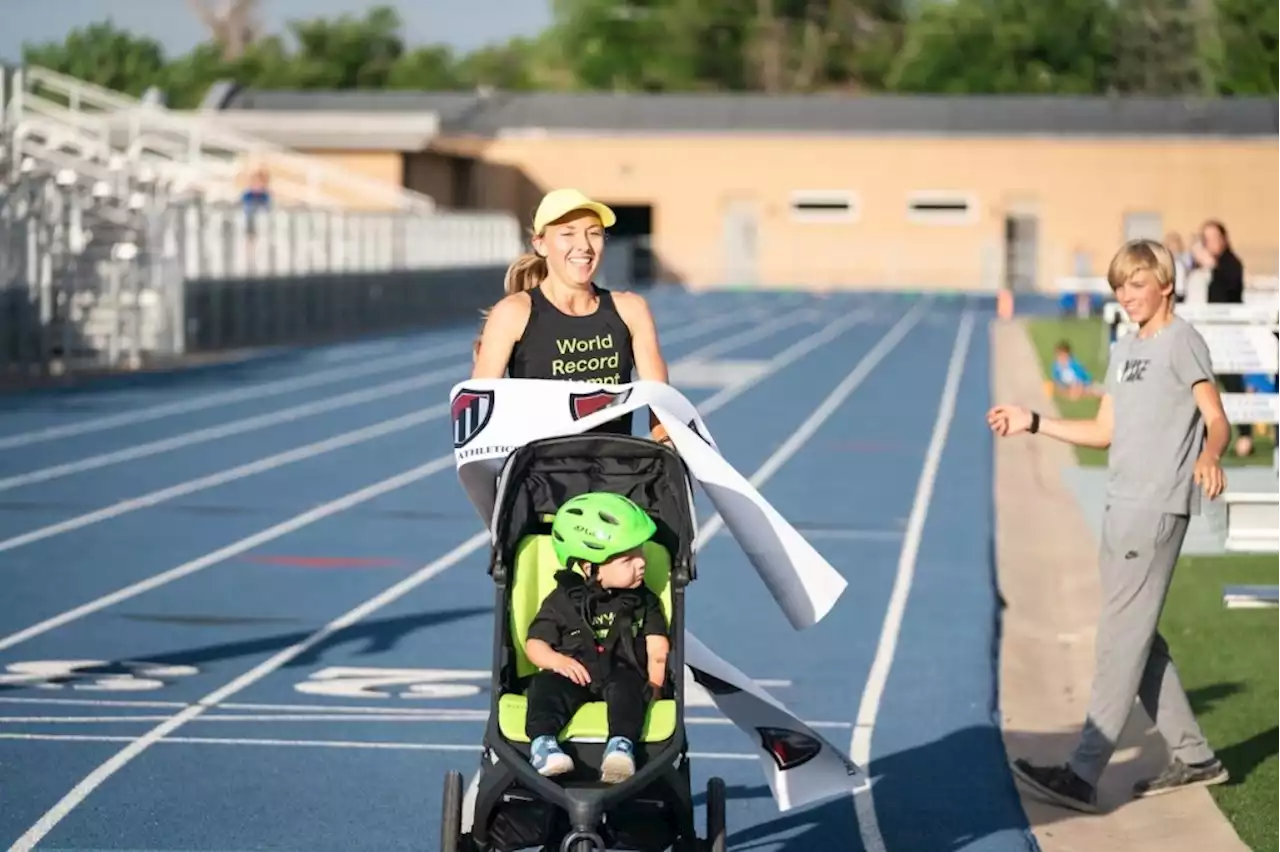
top-left (219, 87), bottom-right (1279, 138)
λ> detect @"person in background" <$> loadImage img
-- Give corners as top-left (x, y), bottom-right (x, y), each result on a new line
top-left (1043, 340), bottom-right (1103, 400)
top-left (1163, 232), bottom-right (1190, 303)
top-left (1192, 220), bottom-right (1251, 456)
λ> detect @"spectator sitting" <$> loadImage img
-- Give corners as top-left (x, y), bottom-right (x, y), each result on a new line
top-left (1043, 341), bottom-right (1103, 401)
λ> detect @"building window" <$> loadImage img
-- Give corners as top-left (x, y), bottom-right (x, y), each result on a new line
top-left (790, 190), bottom-right (859, 223)
top-left (907, 191), bottom-right (976, 224)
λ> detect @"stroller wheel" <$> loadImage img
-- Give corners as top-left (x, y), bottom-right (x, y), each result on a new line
top-left (706, 776), bottom-right (726, 852)
top-left (440, 770), bottom-right (465, 852)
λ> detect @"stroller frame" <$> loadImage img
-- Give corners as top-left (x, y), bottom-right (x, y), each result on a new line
top-left (440, 433), bottom-right (726, 852)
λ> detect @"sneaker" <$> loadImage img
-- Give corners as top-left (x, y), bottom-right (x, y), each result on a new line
top-left (600, 736), bottom-right (636, 784)
top-left (1133, 758), bottom-right (1229, 798)
top-left (1010, 758), bottom-right (1099, 814)
top-left (530, 735), bottom-right (574, 777)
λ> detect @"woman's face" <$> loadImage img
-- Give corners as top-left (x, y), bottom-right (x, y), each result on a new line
top-left (535, 210), bottom-right (606, 286)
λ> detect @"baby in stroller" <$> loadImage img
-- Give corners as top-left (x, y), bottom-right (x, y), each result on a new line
top-left (523, 491), bottom-right (671, 784)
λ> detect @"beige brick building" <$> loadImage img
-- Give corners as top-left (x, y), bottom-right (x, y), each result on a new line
top-left (203, 90), bottom-right (1279, 293)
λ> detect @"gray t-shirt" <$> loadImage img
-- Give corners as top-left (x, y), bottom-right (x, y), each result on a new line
top-left (1104, 315), bottom-right (1215, 516)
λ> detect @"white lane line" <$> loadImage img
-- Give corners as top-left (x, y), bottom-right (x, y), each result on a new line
top-left (0, 457), bottom-right (457, 654)
top-left (851, 310), bottom-right (975, 852)
top-left (6, 530), bottom-right (492, 852)
top-left (0, 307), bottom-right (734, 454)
top-left (6, 303), bottom-right (879, 849)
top-left (0, 306), bottom-right (766, 552)
top-left (673, 306), bottom-right (820, 362)
top-left (0, 406), bottom-right (447, 556)
top-left (0, 306), bottom-right (758, 493)
top-left (694, 297), bottom-right (933, 550)
top-left (0, 712), bottom-right (853, 728)
top-left (0, 363), bottom-right (470, 493)
top-left (0, 731), bottom-right (762, 761)
top-left (0, 305), bottom-right (817, 651)
top-left (0, 339), bottom-right (469, 451)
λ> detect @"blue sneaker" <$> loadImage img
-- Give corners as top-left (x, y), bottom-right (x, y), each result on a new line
top-left (530, 735), bottom-right (574, 777)
top-left (600, 736), bottom-right (636, 784)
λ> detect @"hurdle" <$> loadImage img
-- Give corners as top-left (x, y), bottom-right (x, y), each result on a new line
top-left (1103, 301), bottom-right (1278, 609)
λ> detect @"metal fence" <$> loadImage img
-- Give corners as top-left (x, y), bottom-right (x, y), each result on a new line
top-left (1, 162), bottom-right (522, 380)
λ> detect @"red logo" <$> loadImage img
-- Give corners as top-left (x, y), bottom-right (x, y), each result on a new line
top-left (452, 388), bottom-right (494, 448)
top-left (569, 388), bottom-right (632, 421)
top-left (756, 727), bottom-right (823, 772)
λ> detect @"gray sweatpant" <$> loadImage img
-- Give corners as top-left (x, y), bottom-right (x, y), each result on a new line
top-left (1067, 506), bottom-right (1216, 787)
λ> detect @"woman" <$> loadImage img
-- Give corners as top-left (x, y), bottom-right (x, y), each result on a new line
top-left (472, 188), bottom-right (672, 444)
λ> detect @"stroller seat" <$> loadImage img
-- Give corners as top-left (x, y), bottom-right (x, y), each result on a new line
top-left (498, 532), bottom-right (678, 744)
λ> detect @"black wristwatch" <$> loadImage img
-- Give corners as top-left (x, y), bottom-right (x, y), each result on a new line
top-left (1029, 411), bottom-right (1040, 434)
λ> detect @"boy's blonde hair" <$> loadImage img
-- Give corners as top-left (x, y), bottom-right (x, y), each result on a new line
top-left (1107, 239), bottom-right (1176, 293)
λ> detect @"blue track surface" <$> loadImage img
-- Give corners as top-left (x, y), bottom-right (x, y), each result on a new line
top-left (0, 289), bottom-right (1039, 852)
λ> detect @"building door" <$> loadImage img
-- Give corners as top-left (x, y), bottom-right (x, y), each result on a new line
top-left (1004, 214), bottom-right (1039, 292)
top-left (721, 199), bottom-right (760, 287)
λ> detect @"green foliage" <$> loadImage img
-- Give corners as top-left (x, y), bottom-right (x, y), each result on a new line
top-left (16, 0), bottom-right (1278, 103)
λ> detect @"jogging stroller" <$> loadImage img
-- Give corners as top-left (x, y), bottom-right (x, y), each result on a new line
top-left (440, 432), bottom-right (727, 852)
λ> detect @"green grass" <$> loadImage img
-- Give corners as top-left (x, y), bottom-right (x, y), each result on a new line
top-left (1024, 317), bottom-right (1275, 468)
top-left (1161, 554), bottom-right (1278, 852)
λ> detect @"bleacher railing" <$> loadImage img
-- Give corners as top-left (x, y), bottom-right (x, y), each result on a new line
top-left (1, 167), bottom-right (522, 379)
top-left (6, 65), bottom-right (439, 213)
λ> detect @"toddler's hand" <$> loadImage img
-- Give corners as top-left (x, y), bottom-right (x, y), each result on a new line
top-left (553, 656), bottom-right (591, 687)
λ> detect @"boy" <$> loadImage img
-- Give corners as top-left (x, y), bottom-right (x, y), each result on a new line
top-left (987, 238), bottom-right (1232, 813)
top-left (523, 491), bottom-right (671, 784)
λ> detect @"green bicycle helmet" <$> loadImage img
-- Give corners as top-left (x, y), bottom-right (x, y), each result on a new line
top-left (551, 492), bottom-right (657, 568)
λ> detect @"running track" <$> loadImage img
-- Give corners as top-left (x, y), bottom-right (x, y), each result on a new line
top-left (0, 289), bottom-right (1039, 852)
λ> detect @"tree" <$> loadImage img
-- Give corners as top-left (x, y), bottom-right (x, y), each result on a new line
top-left (1210, 0), bottom-right (1278, 93)
top-left (887, 0), bottom-right (1117, 94)
top-left (21, 21), bottom-right (168, 97)
top-left (1110, 0), bottom-right (1204, 95)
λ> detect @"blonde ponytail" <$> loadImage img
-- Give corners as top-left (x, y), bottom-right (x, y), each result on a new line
top-left (503, 251), bottom-right (547, 296)
top-left (475, 251), bottom-right (546, 363)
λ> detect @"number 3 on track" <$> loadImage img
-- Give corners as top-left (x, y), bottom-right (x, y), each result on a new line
top-left (295, 666), bottom-right (490, 700)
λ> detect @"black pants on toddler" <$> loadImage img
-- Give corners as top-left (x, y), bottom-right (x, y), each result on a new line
top-left (525, 666), bottom-right (648, 743)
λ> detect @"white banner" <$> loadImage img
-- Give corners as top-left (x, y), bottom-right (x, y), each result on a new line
top-left (451, 378), bottom-right (847, 631)
top-left (450, 378), bottom-right (864, 812)
top-left (685, 632), bottom-right (868, 810)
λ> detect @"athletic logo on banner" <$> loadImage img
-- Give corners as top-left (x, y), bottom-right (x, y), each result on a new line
top-left (452, 388), bottom-right (495, 448)
top-left (569, 388), bottom-right (633, 421)
top-left (757, 727), bottom-right (823, 772)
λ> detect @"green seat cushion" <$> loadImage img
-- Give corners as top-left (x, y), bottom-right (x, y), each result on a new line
top-left (498, 693), bottom-right (677, 743)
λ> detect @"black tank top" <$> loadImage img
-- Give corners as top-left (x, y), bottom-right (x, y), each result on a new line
top-left (508, 286), bottom-right (636, 435)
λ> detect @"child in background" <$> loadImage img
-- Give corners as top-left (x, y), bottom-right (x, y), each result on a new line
top-left (1044, 341), bottom-right (1103, 401)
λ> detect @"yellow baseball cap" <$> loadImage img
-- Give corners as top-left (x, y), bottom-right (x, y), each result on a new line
top-left (532, 188), bottom-right (617, 233)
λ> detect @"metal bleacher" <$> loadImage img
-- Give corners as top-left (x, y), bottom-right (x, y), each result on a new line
top-left (1, 64), bottom-right (522, 378)
top-left (1103, 300), bottom-right (1279, 609)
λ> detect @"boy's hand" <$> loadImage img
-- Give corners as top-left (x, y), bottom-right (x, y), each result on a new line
top-left (987, 404), bottom-right (1032, 437)
top-left (552, 655), bottom-right (591, 687)
top-left (1193, 450), bottom-right (1226, 500)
